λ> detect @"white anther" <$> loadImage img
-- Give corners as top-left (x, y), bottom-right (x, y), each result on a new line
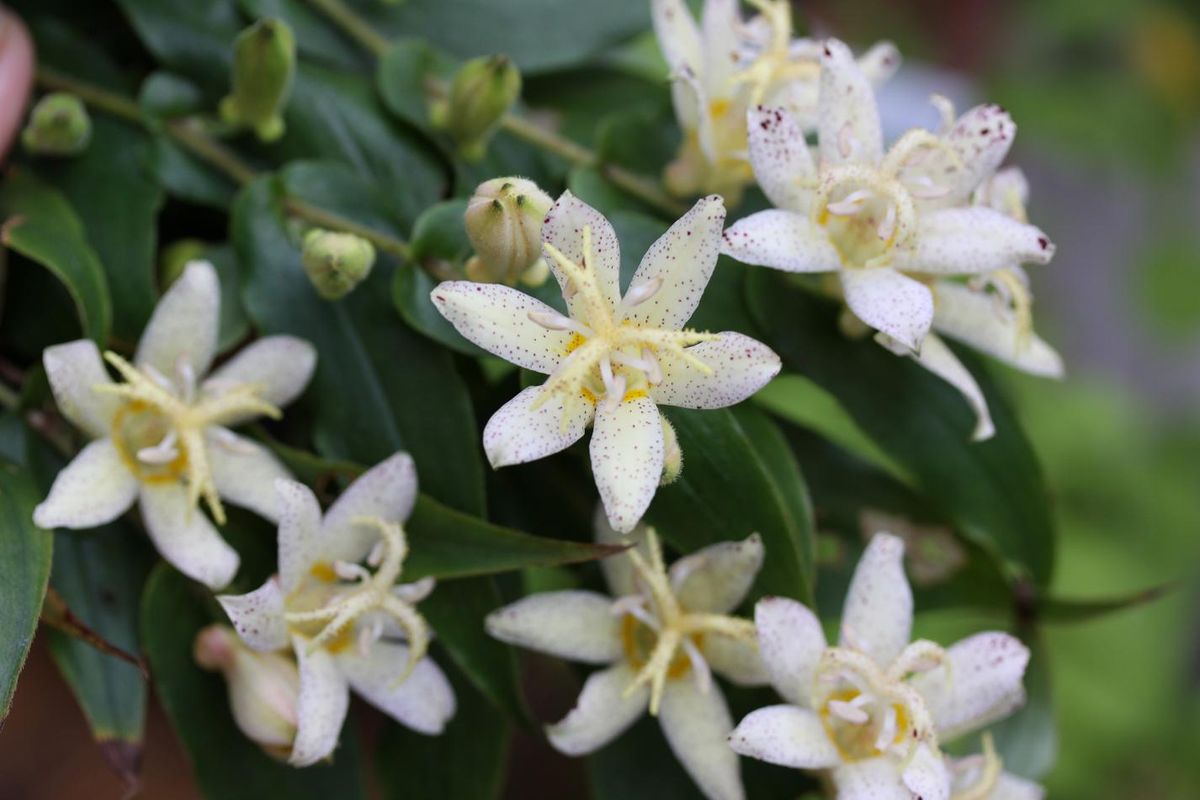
top-left (144, 364), bottom-right (176, 393)
top-left (176, 356), bottom-right (196, 403)
top-left (642, 349), bottom-right (662, 385)
top-left (622, 276), bottom-right (664, 309)
top-left (366, 540), bottom-right (386, 568)
top-left (838, 123), bottom-right (858, 159)
top-left (826, 189), bottom-right (872, 216)
top-left (612, 595), bottom-right (662, 631)
top-left (394, 576), bottom-right (436, 604)
top-left (213, 427), bottom-right (258, 454)
top-left (874, 704), bottom-right (898, 750)
top-left (682, 637), bottom-right (712, 695)
top-left (334, 560), bottom-right (371, 582)
top-left (828, 699), bottom-right (869, 725)
top-left (907, 175), bottom-right (953, 199)
top-left (601, 373), bottom-right (626, 414)
top-left (136, 430), bottom-right (179, 464)
top-left (358, 617), bottom-right (384, 656)
top-left (528, 309), bottom-right (578, 331)
top-left (876, 203), bottom-right (897, 241)
top-left (600, 354), bottom-right (615, 393)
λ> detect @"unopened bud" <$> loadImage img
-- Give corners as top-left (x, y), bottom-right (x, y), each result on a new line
top-left (21, 93), bottom-right (91, 156)
top-left (159, 240), bottom-right (209, 287)
top-left (431, 55), bottom-right (520, 161)
top-left (219, 19), bottom-right (296, 142)
top-left (194, 625), bottom-right (299, 760)
top-left (301, 229), bottom-right (376, 300)
top-left (659, 413), bottom-right (682, 485)
top-left (464, 177), bottom-right (551, 285)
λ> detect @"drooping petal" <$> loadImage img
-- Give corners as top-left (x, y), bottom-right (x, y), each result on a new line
top-left (903, 742), bottom-right (951, 800)
top-left (702, 635), bottom-right (769, 686)
top-left (621, 195), bottom-right (726, 330)
top-left (275, 478), bottom-right (324, 593)
top-left (541, 191), bottom-right (622, 315)
top-left (832, 757), bottom-right (911, 800)
top-left (883, 332), bottom-right (995, 441)
top-left (728, 705), bottom-right (840, 769)
top-left (754, 596), bottom-right (826, 707)
top-left (42, 340), bottom-right (120, 438)
top-left (818, 38), bottom-right (883, 167)
top-left (135, 260), bottom-right (220, 378)
top-left (289, 636), bottom-right (350, 767)
top-left (932, 282), bottom-right (1064, 378)
top-left (670, 533), bottom-right (764, 614)
top-left (218, 578), bottom-right (288, 651)
top-left (321, 452), bottom-right (418, 563)
top-left (657, 679), bottom-right (744, 800)
top-left (858, 41), bottom-right (902, 86)
top-left (337, 643), bottom-right (455, 735)
top-left (546, 662), bottom-right (648, 755)
top-left (206, 428), bottom-right (292, 522)
top-left (652, 331), bottom-right (781, 410)
top-left (32, 439), bottom-right (138, 530)
top-left (483, 384), bottom-right (593, 468)
top-left (910, 632), bottom-right (1030, 742)
top-left (992, 772), bottom-right (1046, 800)
top-left (895, 207), bottom-right (1055, 274)
top-left (139, 483), bottom-right (239, 590)
top-left (429, 281), bottom-right (575, 374)
top-left (840, 266), bottom-right (934, 351)
top-left (746, 106), bottom-right (816, 214)
top-left (590, 394), bottom-right (665, 534)
top-left (721, 209), bottom-right (840, 274)
top-left (650, 0), bottom-right (701, 74)
top-left (919, 104), bottom-right (1017, 209)
top-left (203, 335), bottom-right (317, 412)
top-left (594, 506), bottom-right (654, 598)
top-left (485, 590), bottom-right (622, 664)
top-left (839, 533), bottom-right (912, 667)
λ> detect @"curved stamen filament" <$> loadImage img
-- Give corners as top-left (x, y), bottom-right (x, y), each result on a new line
top-left (951, 733), bottom-right (1003, 800)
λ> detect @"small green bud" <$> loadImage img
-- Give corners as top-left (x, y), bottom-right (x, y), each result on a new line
top-left (220, 19), bottom-right (296, 142)
top-left (301, 229), bottom-right (376, 300)
top-left (21, 93), bottom-right (91, 156)
top-left (159, 239), bottom-right (209, 287)
top-left (463, 177), bottom-right (552, 285)
top-left (432, 55), bottom-right (521, 161)
top-left (659, 412), bottom-right (682, 485)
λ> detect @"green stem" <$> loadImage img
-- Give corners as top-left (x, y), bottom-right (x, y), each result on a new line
top-left (35, 67), bottom-right (143, 124)
top-left (165, 118), bottom-right (259, 186)
top-left (305, 0), bottom-right (390, 57)
top-left (285, 198), bottom-right (410, 259)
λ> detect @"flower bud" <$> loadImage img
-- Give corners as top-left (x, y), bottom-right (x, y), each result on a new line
top-left (219, 19), bottom-right (296, 142)
top-left (159, 240), bottom-right (209, 288)
top-left (464, 177), bottom-right (552, 285)
top-left (194, 625), bottom-right (299, 760)
top-left (21, 92), bottom-right (91, 156)
top-left (431, 55), bottom-right (521, 160)
top-left (659, 412), bottom-right (682, 485)
top-left (301, 228), bottom-right (376, 300)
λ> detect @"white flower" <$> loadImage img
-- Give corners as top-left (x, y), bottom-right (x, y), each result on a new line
top-left (430, 191), bottom-right (780, 533)
top-left (217, 453), bottom-right (455, 767)
top-left (33, 261), bottom-right (316, 589)
top-left (486, 511), bottom-right (769, 800)
top-left (652, 0), bottom-right (898, 201)
top-left (946, 735), bottom-right (1045, 800)
top-left (729, 533), bottom-right (1031, 800)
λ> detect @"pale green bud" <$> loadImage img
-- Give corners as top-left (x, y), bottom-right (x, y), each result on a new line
top-left (463, 177), bottom-right (551, 285)
top-left (431, 55), bottom-right (521, 161)
top-left (21, 93), bottom-right (91, 156)
top-left (302, 228), bottom-right (376, 300)
top-left (659, 412), bottom-right (682, 485)
top-left (159, 240), bottom-right (209, 287)
top-left (194, 625), bottom-right (299, 761)
top-left (219, 19), bottom-right (296, 142)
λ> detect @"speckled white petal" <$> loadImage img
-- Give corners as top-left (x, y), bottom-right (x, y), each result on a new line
top-left (429, 281), bottom-right (574, 374)
top-left (729, 705), bottom-right (840, 769)
top-left (746, 106), bottom-right (816, 214)
top-left (671, 534), bottom-right (764, 614)
top-left (858, 41), bottom-right (901, 86)
top-left (483, 385), bottom-right (593, 468)
top-left (903, 742), bottom-right (951, 800)
top-left (217, 578), bottom-right (288, 651)
top-left (594, 505), bottom-right (654, 598)
top-left (274, 478), bottom-right (324, 592)
top-left (289, 636), bottom-right (350, 767)
top-left (135, 260), bottom-right (220, 378)
top-left (42, 340), bottom-right (119, 438)
top-left (32, 439), bottom-right (138, 530)
top-left (546, 662), bottom-right (648, 755)
top-left (621, 195), bottom-right (726, 330)
top-left (485, 590), bottom-right (622, 663)
top-left (929, 104), bottom-right (1017, 208)
top-left (702, 635), bottom-right (769, 686)
top-left (650, 0), bottom-right (701, 73)
top-left (139, 483), bottom-right (239, 590)
top-left (652, 331), bottom-right (781, 410)
top-left (818, 39), bottom-right (883, 166)
top-left (992, 772), bottom-right (1046, 800)
top-left (541, 191), bottom-right (622, 315)
top-left (839, 533), bottom-right (912, 667)
top-left (754, 596), bottom-right (826, 707)
top-left (897, 207), bottom-right (1055, 274)
top-left (910, 632), bottom-right (1030, 742)
top-left (321, 452), bottom-right (418, 563)
top-left (590, 394), bottom-right (665, 534)
top-left (887, 332), bottom-right (995, 442)
top-left (658, 679), bottom-right (744, 800)
top-left (832, 757), bottom-right (910, 800)
top-left (721, 210), bottom-right (840, 274)
top-left (203, 335), bottom-right (317, 412)
top-left (932, 282), bottom-right (1063, 378)
top-left (205, 428), bottom-right (292, 522)
top-left (337, 643), bottom-right (455, 734)
top-left (840, 267), bottom-right (934, 352)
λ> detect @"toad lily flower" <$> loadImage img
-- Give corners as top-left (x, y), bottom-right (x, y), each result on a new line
top-left (730, 533), bottom-right (1031, 800)
top-left (33, 261), bottom-right (316, 589)
top-left (651, 0), bottom-right (898, 202)
top-left (430, 192), bottom-right (780, 533)
top-left (486, 513), bottom-right (769, 800)
top-left (218, 453), bottom-right (455, 766)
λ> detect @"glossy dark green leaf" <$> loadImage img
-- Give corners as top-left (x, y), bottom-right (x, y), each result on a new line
top-left (205, 242), bottom-right (253, 353)
top-left (1033, 583), bottom-right (1172, 625)
top-left (140, 564), bottom-right (367, 798)
top-left (147, 136), bottom-right (239, 208)
top-left (139, 71), bottom-right (207, 119)
top-left (113, 0), bottom-right (242, 93)
top-left (747, 272), bottom-right (1056, 585)
top-left (0, 170), bottom-right (112, 344)
top-left (588, 714), bottom-right (695, 800)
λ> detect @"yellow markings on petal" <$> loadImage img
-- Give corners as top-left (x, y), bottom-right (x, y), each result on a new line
top-left (622, 389), bottom-right (648, 403)
top-left (310, 562), bottom-right (337, 583)
top-left (708, 98), bottom-right (731, 119)
top-left (565, 332), bottom-right (587, 353)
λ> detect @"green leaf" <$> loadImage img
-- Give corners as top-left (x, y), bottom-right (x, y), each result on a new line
top-left (0, 459), bottom-right (54, 720)
top-left (747, 272), bottom-right (1056, 585)
top-left (588, 714), bottom-right (696, 799)
top-left (113, 0), bottom-right (242, 93)
top-left (1034, 583), bottom-right (1172, 625)
top-left (140, 564), bottom-right (367, 799)
top-left (0, 170), bottom-right (112, 344)
top-left (648, 404), bottom-right (816, 606)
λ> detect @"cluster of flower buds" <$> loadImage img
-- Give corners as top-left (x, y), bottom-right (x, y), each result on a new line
top-left (219, 18), bottom-right (296, 142)
top-left (463, 177), bottom-right (552, 286)
top-left (21, 92), bottom-right (91, 156)
top-left (431, 55), bottom-right (521, 161)
top-left (301, 228), bottom-right (377, 300)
